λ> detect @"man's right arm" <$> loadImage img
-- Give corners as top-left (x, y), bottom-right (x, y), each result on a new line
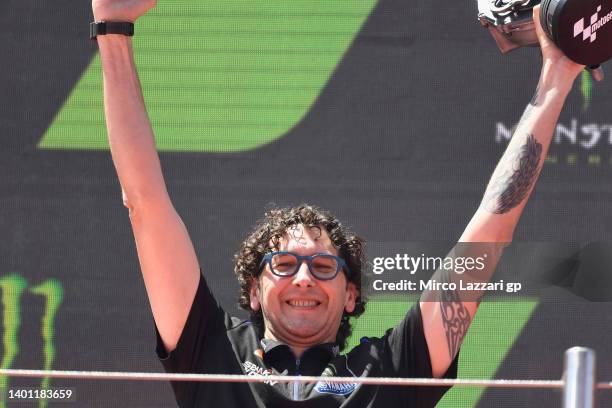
top-left (93, 0), bottom-right (200, 353)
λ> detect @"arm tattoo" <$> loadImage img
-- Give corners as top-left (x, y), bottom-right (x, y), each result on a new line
top-left (439, 285), bottom-right (471, 360)
top-left (483, 134), bottom-right (543, 214)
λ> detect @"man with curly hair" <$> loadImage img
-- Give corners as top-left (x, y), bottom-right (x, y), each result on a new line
top-left (233, 205), bottom-right (367, 353)
top-left (92, 0), bottom-right (586, 405)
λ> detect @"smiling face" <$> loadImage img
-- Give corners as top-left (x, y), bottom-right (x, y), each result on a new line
top-left (250, 224), bottom-right (357, 353)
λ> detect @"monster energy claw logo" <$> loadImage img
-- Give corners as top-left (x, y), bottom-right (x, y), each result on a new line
top-left (581, 71), bottom-right (593, 111)
top-left (0, 274), bottom-right (63, 408)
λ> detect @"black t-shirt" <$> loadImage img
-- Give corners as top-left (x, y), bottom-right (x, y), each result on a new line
top-left (156, 273), bottom-right (458, 407)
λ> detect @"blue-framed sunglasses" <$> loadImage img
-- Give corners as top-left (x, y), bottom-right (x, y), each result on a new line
top-left (259, 251), bottom-right (350, 281)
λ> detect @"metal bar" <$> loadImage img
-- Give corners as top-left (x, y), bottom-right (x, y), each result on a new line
top-left (0, 369), bottom-right (564, 388)
top-left (563, 347), bottom-right (596, 408)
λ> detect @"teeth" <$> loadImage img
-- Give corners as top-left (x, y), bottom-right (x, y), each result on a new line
top-left (288, 300), bottom-right (318, 307)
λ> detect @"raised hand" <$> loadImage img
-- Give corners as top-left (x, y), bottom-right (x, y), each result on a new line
top-left (533, 5), bottom-right (585, 81)
top-left (92, 0), bottom-right (156, 23)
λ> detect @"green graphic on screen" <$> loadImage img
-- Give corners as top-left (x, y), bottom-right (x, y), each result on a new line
top-left (581, 71), bottom-right (592, 111)
top-left (38, 1), bottom-right (378, 152)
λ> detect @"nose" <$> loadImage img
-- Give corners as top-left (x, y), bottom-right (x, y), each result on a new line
top-left (292, 260), bottom-right (315, 287)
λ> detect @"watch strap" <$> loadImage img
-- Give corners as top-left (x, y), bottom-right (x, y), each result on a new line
top-left (90, 21), bottom-right (134, 40)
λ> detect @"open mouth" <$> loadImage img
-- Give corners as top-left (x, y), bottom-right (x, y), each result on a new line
top-left (286, 300), bottom-right (321, 308)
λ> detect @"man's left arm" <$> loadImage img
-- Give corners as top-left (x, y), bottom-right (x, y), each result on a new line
top-left (419, 6), bottom-right (585, 378)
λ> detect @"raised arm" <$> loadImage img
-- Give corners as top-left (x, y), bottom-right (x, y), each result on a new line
top-left (93, 0), bottom-right (200, 352)
top-left (420, 6), bottom-right (585, 377)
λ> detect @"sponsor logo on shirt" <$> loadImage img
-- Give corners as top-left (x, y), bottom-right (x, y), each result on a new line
top-left (242, 361), bottom-right (279, 386)
top-left (314, 380), bottom-right (357, 396)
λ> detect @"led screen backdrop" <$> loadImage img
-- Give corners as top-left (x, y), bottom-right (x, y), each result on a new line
top-left (2, 0), bottom-right (612, 406)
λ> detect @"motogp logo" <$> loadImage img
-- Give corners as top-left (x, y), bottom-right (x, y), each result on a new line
top-left (574, 5), bottom-right (612, 43)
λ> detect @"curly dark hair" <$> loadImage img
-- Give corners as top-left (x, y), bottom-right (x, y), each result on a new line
top-left (234, 204), bottom-right (367, 350)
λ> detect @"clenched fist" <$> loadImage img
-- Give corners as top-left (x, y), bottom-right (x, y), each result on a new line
top-left (533, 5), bottom-right (585, 81)
top-left (92, 0), bottom-right (156, 22)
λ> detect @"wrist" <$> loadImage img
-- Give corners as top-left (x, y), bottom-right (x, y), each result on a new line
top-left (539, 60), bottom-right (583, 92)
top-left (96, 34), bottom-right (133, 48)
top-left (90, 21), bottom-right (134, 41)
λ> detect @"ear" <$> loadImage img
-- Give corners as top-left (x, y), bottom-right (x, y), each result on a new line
top-left (250, 278), bottom-right (261, 311)
top-left (344, 282), bottom-right (357, 314)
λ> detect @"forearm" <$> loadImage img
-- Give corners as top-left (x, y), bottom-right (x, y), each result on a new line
top-left (420, 242), bottom-right (504, 376)
top-left (98, 35), bottom-right (169, 208)
top-left (460, 69), bottom-right (574, 243)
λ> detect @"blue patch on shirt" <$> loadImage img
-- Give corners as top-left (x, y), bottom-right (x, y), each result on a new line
top-left (314, 380), bottom-right (357, 396)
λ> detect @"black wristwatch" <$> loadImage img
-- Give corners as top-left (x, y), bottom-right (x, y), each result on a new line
top-left (90, 21), bottom-right (134, 40)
